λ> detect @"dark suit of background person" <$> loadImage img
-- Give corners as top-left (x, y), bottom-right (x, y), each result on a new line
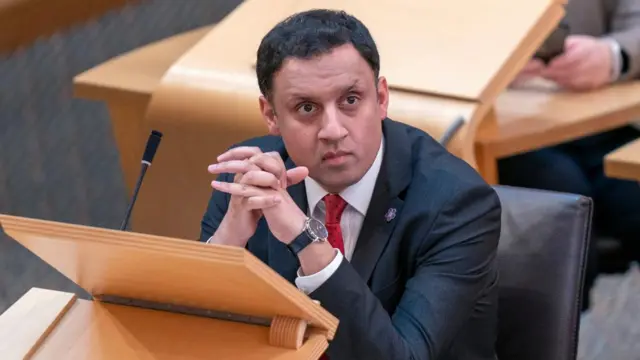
top-left (499, 0), bottom-right (640, 310)
top-left (201, 118), bottom-right (502, 360)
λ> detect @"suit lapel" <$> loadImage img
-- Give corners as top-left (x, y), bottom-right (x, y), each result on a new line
top-left (350, 119), bottom-right (412, 284)
top-left (350, 185), bottom-right (405, 284)
top-left (266, 156), bottom-right (308, 282)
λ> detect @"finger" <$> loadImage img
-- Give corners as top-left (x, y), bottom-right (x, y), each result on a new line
top-left (240, 170), bottom-right (280, 189)
top-left (286, 166), bottom-right (309, 186)
top-left (208, 160), bottom-right (260, 175)
top-left (562, 75), bottom-right (601, 92)
top-left (217, 146), bottom-right (262, 162)
top-left (249, 152), bottom-right (287, 187)
top-left (521, 59), bottom-right (544, 75)
top-left (543, 45), bottom-right (586, 76)
top-left (267, 152), bottom-right (292, 188)
top-left (242, 195), bottom-right (282, 210)
top-left (249, 153), bottom-right (285, 177)
top-left (211, 180), bottom-right (266, 197)
top-left (542, 58), bottom-right (589, 85)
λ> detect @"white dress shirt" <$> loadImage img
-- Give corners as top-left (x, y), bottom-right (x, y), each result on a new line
top-left (295, 138), bottom-right (384, 294)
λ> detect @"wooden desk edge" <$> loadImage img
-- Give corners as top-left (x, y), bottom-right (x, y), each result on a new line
top-left (0, 288), bottom-right (77, 358)
top-left (605, 138), bottom-right (640, 182)
top-left (478, 101), bottom-right (640, 158)
top-left (73, 79), bottom-right (151, 103)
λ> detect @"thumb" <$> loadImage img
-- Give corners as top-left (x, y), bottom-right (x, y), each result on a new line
top-left (286, 167), bottom-right (309, 186)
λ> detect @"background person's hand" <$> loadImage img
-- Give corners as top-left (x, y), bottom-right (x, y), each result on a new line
top-left (540, 35), bottom-right (613, 91)
top-left (511, 58), bottom-right (545, 87)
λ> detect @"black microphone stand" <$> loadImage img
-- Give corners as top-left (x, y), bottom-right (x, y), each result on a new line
top-left (120, 130), bottom-right (163, 231)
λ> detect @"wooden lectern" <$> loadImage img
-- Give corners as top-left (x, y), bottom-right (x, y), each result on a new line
top-left (74, 0), bottom-right (566, 240)
top-left (0, 214), bottom-right (338, 359)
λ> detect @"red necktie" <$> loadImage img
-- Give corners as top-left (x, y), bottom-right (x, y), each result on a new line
top-left (319, 194), bottom-right (347, 360)
top-left (322, 194), bottom-right (347, 254)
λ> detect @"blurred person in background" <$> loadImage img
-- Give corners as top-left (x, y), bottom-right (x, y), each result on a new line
top-left (499, 0), bottom-right (640, 311)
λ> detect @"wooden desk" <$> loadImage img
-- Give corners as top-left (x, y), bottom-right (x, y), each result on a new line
top-left (74, 26), bottom-right (210, 188)
top-left (477, 81), bottom-right (640, 183)
top-left (605, 138), bottom-right (640, 182)
top-left (75, 25), bottom-right (209, 102)
top-left (74, 26), bottom-right (212, 238)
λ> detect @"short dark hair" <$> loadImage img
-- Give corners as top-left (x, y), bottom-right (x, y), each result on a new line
top-left (256, 9), bottom-right (380, 97)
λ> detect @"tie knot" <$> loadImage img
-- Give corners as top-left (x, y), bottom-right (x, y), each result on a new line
top-left (323, 194), bottom-right (347, 225)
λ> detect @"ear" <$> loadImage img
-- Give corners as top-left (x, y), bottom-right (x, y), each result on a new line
top-left (259, 95), bottom-right (280, 135)
top-left (376, 76), bottom-right (390, 120)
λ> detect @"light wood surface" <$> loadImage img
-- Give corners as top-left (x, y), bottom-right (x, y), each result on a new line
top-left (174, 0), bottom-right (565, 103)
top-left (31, 299), bottom-right (328, 359)
top-left (74, 0), bottom-right (564, 239)
top-left (0, 288), bottom-right (76, 359)
top-left (605, 138), bottom-right (640, 182)
top-left (0, 214), bottom-right (338, 341)
top-left (481, 79), bottom-right (640, 157)
top-left (0, 0), bottom-right (138, 54)
top-left (0, 215), bottom-right (337, 358)
top-left (475, 79), bottom-right (640, 183)
top-left (74, 26), bottom-right (211, 102)
top-left (74, 26), bottom-right (211, 238)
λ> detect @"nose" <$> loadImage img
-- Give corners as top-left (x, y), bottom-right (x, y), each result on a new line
top-left (318, 106), bottom-right (347, 142)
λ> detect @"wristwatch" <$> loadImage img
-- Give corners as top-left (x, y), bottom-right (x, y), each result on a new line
top-left (287, 217), bottom-right (329, 255)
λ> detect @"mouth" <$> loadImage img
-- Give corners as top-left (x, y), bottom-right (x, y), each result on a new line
top-left (322, 151), bottom-right (351, 165)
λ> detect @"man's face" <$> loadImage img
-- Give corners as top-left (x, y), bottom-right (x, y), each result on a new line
top-left (259, 44), bottom-right (389, 193)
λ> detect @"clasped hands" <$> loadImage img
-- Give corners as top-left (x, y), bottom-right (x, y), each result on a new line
top-left (208, 147), bottom-right (309, 246)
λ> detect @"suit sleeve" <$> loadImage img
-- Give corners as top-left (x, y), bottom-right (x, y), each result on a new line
top-left (608, 0), bottom-right (640, 80)
top-left (311, 183), bottom-right (501, 360)
top-left (199, 172), bottom-right (233, 242)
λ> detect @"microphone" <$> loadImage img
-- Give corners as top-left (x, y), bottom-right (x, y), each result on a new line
top-left (120, 130), bottom-right (163, 231)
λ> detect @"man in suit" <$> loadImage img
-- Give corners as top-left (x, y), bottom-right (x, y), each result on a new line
top-left (499, 0), bottom-right (640, 310)
top-left (201, 9), bottom-right (501, 360)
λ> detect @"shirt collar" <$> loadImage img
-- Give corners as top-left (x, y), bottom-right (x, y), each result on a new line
top-left (305, 136), bottom-right (385, 216)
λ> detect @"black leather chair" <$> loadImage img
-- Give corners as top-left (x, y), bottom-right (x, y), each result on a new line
top-left (493, 185), bottom-right (592, 360)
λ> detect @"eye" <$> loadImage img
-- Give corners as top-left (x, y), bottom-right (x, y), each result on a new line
top-left (297, 103), bottom-right (317, 115)
top-left (343, 95), bottom-right (359, 106)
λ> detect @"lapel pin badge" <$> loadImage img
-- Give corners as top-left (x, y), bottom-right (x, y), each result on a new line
top-left (385, 208), bottom-right (397, 222)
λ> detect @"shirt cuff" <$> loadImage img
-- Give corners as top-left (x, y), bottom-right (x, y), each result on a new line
top-left (295, 249), bottom-right (343, 294)
top-left (604, 37), bottom-right (623, 82)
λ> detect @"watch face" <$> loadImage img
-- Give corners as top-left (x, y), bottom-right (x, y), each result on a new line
top-left (308, 218), bottom-right (328, 240)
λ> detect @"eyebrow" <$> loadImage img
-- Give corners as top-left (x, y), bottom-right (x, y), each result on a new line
top-left (286, 80), bottom-right (362, 103)
top-left (344, 80), bottom-right (361, 93)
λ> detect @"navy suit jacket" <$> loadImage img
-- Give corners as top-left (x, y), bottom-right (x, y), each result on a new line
top-left (201, 119), bottom-right (501, 360)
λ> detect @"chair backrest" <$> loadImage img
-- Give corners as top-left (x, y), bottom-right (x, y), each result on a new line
top-left (493, 185), bottom-right (592, 360)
